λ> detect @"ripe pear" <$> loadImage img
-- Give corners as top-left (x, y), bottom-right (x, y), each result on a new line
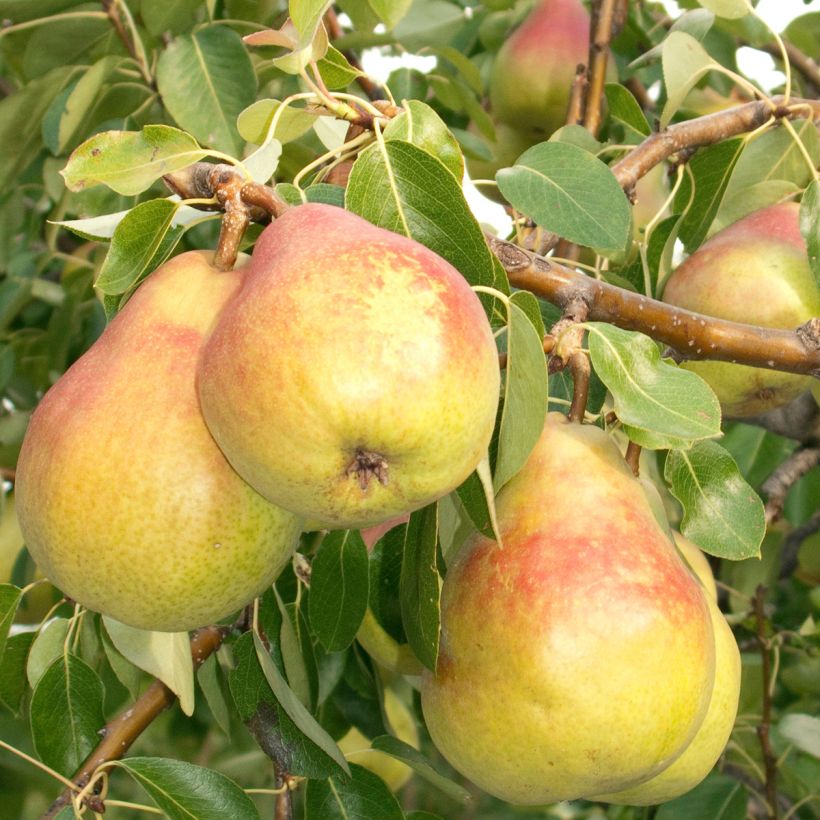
top-left (198, 204), bottom-right (500, 530)
top-left (594, 595), bottom-right (740, 805)
top-left (338, 687), bottom-right (419, 791)
top-left (421, 414), bottom-right (716, 804)
top-left (662, 202), bottom-right (820, 418)
top-left (489, 0), bottom-right (590, 137)
top-left (15, 252), bottom-right (302, 632)
top-left (675, 533), bottom-right (717, 602)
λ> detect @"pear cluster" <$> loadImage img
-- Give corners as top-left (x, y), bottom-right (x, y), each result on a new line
top-left (422, 413), bottom-right (740, 806)
top-left (15, 204), bottom-right (500, 632)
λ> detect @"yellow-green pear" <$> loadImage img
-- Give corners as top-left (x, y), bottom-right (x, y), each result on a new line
top-left (198, 204), bottom-right (500, 530)
top-left (662, 203), bottom-right (820, 417)
top-left (594, 595), bottom-right (740, 805)
top-left (338, 688), bottom-right (419, 791)
top-left (675, 533), bottom-right (717, 602)
top-left (15, 252), bottom-right (302, 632)
top-left (421, 414), bottom-right (716, 804)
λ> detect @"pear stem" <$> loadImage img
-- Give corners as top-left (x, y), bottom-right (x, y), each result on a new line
top-left (40, 625), bottom-right (229, 819)
top-left (624, 441), bottom-right (642, 477)
top-left (753, 585), bottom-right (779, 820)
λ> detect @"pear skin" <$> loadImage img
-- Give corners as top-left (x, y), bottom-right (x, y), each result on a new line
top-left (662, 203), bottom-right (820, 417)
top-left (675, 533), bottom-right (717, 602)
top-left (198, 204), bottom-right (500, 530)
top-left (421, 414), bottom-right (716, 804)
top-left (15, 252), bottom-right (302, 632)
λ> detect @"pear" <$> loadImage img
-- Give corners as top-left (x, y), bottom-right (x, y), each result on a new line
top-left (421, 413), bottom-right (716, 805)
top-left (489, 0), bottom-right (591, 138)
top-left (662, 202), bottom-right (820, 418)
top-left (593, 594), bottom-right (740, 805)
top-left (15, 252), bottom-right (302, 632)
top-left (675, 532), bottom-right (717, 602)
top-left (198, 204), bottom-right (500, 530)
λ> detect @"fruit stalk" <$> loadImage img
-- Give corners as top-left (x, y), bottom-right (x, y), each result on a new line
top-left (583, 0), bottom-right (626, 134)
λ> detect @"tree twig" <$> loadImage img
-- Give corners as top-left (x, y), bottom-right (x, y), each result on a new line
top-left (780, 510), bottom-right (820, 579)
top-left (762, 447), bottom-right (820, 524)
top-left (753, 586), bottom-right (779, 820)
top-left (41, 625), bottom-right (229, 819)
top-left (568, 350), bottom-right (591, 422)
top-left (583, 0), bottom-right (623, 134)
top-left (324, 7), bottom-right (385, 101)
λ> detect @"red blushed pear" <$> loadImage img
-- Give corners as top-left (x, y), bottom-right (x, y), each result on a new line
top-left (421, 413), bottom-right (716, 805)
top-left (662, 202), bottom-right (820, 418)
top-left (198, 204), bottom-right (500, 530)
top-left (15, 252), bottom-right (302, 633)
top-left (489, 0), bottom-right (591, 138)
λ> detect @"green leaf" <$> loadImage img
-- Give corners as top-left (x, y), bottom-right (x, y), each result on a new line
top-left (368, 0), bottom-right (412, 28)
top-left (30, 654), bottom-right (105, 777)
top-left (656, 772), bottom-right (746, 820)
top-left (604, 83), bottom-right (651, 137)
top-left (674, 137), bottom-right (744, 251)
top-left (61, 125), bottom-right (208, 195)
top-left (399, 504), bottom-right (440, 672)
top-left (253, 632), bottom-right (350, 775)
top-left (371, 736), bottom-right (472, 803)
top-left (383, 100), bottom-right (464, 180)
top-left (455, 470), bottom-right (496, 538)
top-left (274, 183), bottom-right (346, 208)
top-left (101, 630), bottom-right (143, 700)
top-left (113, 757), bottom-right (259, 820)
top-left (778, 713), bottom-right (820, 758)
top-left (800, 179), bottom-right (820, 288)
top-left (278, 591), bottom-right (315, 710)
top-left (95, 199), bottom-right (185, 296)
top-left (103, 617), bottom-right (195, 716)
top-left (496, 142), bottom-right (631, 251)
top-left (661, 32), bottom-right (715, 127)
top-left (494, 297), bottom-right (547, 491)
top-left (156, 26), bottom-right (257, 156)
top-left (237, 99), bottom-right (319, 145)
top-left (290, 0), bottom-right (333, 44)
top-left (309, 530), bottom-right (370, 652)
top-left (587, 323), bottom-right (722, 448)
top-left (27, 617), bottom-right (71, 689)
top-left (142, 0), bottom-right (204, 35)
top-left (197, 653), bottom-right (232, 736)
top-left (664, 441), bottom-right (765, 560)
top-left (697, 0), bottom-right (748, 19)
top-left (345, 139), bottom-right (503, 295)
top-left (0, 583), bottom-right (20, 666)
top-left (0, 632), bottom-right (35, 715)
top-left (305, 762), bottom-right (405, 820)
top-left (318, 45), bottom-right (364, 90)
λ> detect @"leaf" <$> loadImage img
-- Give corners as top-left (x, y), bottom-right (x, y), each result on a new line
top-left (309, 530), bottom-right (370, 652)
top-left (0, 583), bottom-right (20, 665)
top-left (113, 757), bottom-right (259, 820)
top-left (674, 137), bottom-right (744, 251)
top-left (156, 26), bottom-right (257, 156)
top-left (455, 470), bottom-right (495, 538)
top-left (318, 45), bottom-right (364, 90)
top-left (61, 126), bottom-right (208, 195)
top-left (27, 617), bottom-right (71, 689)
top-left (371, 736), bottom-right (472, 803)
top-left (496, 142), bottom-right (631, 251)
top-left (664, 441), bottom-right (765, 560)
top-left (0, 632), bottom-right (35, 715)
top-left (95, 199), bottom-right (186, 296)
top-left (290, 0), bottom-right (333, 44)
top-left (661, 32), bottom-right (716, 127)
top-left (197, 654), bottom-right (232, 736)
top-left (237, 99), bottom-right (319, 145)
top-left (587, 323), bottom-right (722, 448)
top-left (304, 763), bottom-right (405, 820)
top-left (30, 654), bottom-right (105, 777)
top-left (383, 100), bottom-right (464, 180)
top-left (368, 0), bottom-right (412, 28)
top-left (345, 139), bottom-right (503, 295)
top-left (399, 504), bottom-right (440, 672)
top-left (800, 179), bottom-right (820, 288)
top-left (494, 297), bottom-right (547, 491)
top-left (101, 630), bottom-right (143, 700)
top-left (604, 83), bottom-right (651, 137)
top-left (252, 632), bottom-right (350, 775)
top-left (656, 772), bottom-right (746, 820)
top-left (277, 591), bottom-right (314, 710)
top-left (103, 617), bottom-right (195, 716)
top-left (778, 713), bottom-right (820, 758)
top-left (698, 0), bottom-right (748, 19)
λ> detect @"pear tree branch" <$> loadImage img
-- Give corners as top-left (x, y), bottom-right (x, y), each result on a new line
top-left (582, 0), bottom-right (626, 135)
top-left (762, 446), bottom-right (820, 524)
top-left (41, 625), bottom-right (229, 819)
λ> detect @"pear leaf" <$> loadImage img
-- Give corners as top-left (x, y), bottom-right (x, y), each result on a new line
top-left (371, 736), bottom-right (473, 803)
top-left (0, 632), bottom-right (36, 716)
top-left (276, 590), bottom-right (314, 710)
top-left (156, 27), bottom-right (257, 156)
top-left (103, 617), bottom-right (195, 715)
top-left (604, 83), bottom-right (651, 137)
top-left (778, 713), bottom-right (820, 758)
top-left (496, 142), bottom-right (631, 251)
top-left (111, 757), bottom-right (259, 820)
top-left (237, 99), bottom-right (319, 145)
top-left (61, 125), bottom-right (208, 195)
top-left (101, 630), bottom-right (143, 700)
top-left (587, 323), bottom-right (722, 447)
top-left (664, 441), bottom-right (765, 560)
top-left (309, 530), bottom-right (370, 652)
top-left (661, 32), bottom-right (716, 127)
top-left (697, 0), bottom-right (748, 20)
top-left (27, 618), bottom-right (71, 689)
top-left (242, 138), bottom-right (282, 184)
top-left (30, 654), bottom-right (106, 777)
top-left (318, 45), bottom-right (364, 89)
top-left (800, 179), bottom-right (820, 287)
top-left (197, 654), bottom-right (232, 736)
top-left (290, 0), bottom-right (333, 45)
top-left (400, 503), bottom-right (441, 672)
top-left (0, 583), bottom-right (21, 666)
top-left (304, 763), bottom-right (404, 820)
top-left (656, 772), bottom-right (746, 820)
top-left (368, 0), bottom-right (412, 29)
